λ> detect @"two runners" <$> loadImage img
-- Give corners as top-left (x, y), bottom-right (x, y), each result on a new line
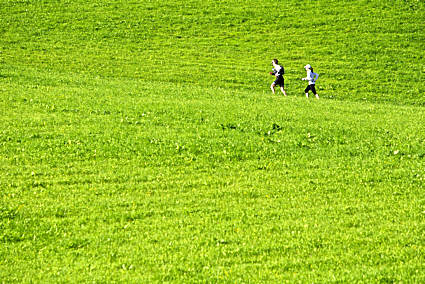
top-left (269, 59), bottom-right (319, 99)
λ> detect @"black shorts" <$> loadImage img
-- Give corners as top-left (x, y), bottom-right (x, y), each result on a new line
top-left (304, 84), bottom-right (317, 94)
top-left (272, 76), bottom-right (284, 87)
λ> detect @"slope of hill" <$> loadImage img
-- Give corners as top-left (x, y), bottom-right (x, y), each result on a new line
top-left (1, 0), bottom-right (424, 282)
top-left (1, 0), bottom-right (424, 103)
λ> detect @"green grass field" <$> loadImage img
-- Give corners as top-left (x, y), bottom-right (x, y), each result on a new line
top-left (1, 0), bottom-right (424, 282)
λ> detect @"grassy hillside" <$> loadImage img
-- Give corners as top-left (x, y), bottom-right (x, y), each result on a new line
top-left (2, 0), bottom-right (424, 103)
top-left (1, 0), bottom-right (424, 282)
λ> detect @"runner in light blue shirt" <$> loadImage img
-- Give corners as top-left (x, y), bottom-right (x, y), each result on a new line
top-left (302, 64), bottom-right (319, 99)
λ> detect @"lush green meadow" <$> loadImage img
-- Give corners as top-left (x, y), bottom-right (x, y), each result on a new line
top-left (1, 0), bottom-right (425, 282)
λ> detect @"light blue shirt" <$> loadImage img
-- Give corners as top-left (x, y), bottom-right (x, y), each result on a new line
top-left (304, 70), bottom-right (319, 85)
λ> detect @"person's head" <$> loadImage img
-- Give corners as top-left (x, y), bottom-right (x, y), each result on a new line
top-left (272, 59), bottom-right (278, 65)
top-left (304, 64), bottom-right (311, 70)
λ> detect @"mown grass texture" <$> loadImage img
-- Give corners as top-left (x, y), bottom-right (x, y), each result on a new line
top-left (1, 0), bottom-right (425, 282)
top-left (1, 0), bottom-right (424, 104)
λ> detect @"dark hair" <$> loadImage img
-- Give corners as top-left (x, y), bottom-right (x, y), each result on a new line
top-left (311, 67), bottom-right (314, 72)
top-left (272, 59), bottom-right (278, 64)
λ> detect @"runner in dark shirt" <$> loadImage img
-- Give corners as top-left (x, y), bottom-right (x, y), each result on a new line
top-left (270, 59), bottom-right (287, 96)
